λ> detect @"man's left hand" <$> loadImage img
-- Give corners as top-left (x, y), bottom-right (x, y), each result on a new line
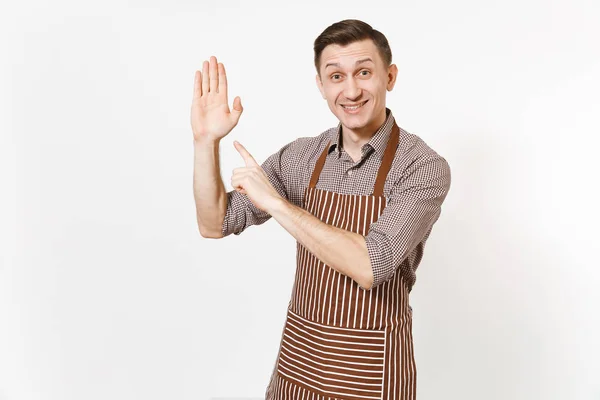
top-left (231, 141), bottom-right (283, 212)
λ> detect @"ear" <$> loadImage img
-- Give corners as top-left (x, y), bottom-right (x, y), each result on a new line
top-left (315, 74), bottom-right (326, 99)
top-left (386, 64), bottom-right (398, 91)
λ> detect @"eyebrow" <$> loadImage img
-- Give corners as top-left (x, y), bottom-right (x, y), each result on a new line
top-left (324, 57), bottom-right (374, 70)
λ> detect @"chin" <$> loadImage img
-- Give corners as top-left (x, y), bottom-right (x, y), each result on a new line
top-left (342, 120), bottom-right (368, 130)
top-left (340, 112), bottom-right (372, 129)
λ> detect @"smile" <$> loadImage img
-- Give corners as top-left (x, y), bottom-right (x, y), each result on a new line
top-left (341, 100), bottom-right (368, 110)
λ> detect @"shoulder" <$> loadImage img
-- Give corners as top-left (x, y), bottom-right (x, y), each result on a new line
top-left (393, 127), bottom-right (451, 186)
top-left (261, 127), bottom-right (336, 205)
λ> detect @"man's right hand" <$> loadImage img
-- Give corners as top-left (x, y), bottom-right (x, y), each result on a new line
top-left (191, 56), bottom-right (243, 143)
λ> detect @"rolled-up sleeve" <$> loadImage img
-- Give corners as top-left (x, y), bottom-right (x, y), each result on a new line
top-left (365, 155), bottom-right (451, 287)
top-left (221, 141), bottom-right (294, 237)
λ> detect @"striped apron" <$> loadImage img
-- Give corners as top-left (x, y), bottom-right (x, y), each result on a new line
top-left (265, 121), bottom-right (417, 400)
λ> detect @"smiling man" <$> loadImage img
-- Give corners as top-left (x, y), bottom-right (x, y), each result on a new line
top-left (192, 19), bottom-right (451, 400)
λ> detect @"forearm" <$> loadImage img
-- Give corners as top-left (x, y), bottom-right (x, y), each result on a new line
top-left (266, 197), bottom-right (373, 289)
top-left (193, 139), bottom-right (227, 238)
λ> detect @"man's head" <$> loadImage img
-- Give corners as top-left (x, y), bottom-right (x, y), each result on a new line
top-left (314, 19), bottom-right (398, 136)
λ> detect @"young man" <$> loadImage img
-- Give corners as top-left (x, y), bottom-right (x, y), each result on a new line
top-left (192, 19), bottom-right (451, 400)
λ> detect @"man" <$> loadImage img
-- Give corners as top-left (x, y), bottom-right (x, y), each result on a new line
top-left (192, 19), bottom-right (451, 400)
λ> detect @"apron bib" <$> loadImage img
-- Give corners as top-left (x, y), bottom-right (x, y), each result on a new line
top-left (266, 122), bottom-right (416, 400)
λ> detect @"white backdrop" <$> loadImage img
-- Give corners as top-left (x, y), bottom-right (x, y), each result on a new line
top-left (1, 0), bottom-right (599, 399)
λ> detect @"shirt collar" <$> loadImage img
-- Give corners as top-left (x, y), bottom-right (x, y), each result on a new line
top-left (328, 107), bottom-right (395, 160)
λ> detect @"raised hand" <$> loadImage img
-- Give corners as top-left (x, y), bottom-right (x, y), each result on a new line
top-left (191, 56), bottom-right (243, 143)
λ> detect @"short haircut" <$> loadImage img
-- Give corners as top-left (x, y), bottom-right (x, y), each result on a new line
top-left (314, 19), bottom-right (393, 77)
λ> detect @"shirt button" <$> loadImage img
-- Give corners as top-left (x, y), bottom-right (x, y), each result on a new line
top-left (347, 170), bottom-right (353, 176)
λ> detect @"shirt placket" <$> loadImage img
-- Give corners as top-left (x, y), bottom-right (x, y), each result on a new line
top-left (339, 152), bottom-right (354, 192)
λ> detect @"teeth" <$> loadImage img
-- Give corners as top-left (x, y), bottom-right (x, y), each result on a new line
top-left (342, 101), bottom-right (366, 110)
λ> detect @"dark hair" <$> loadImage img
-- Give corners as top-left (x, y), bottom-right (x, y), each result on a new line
top-left (313, 19), bottom-right (392, 76)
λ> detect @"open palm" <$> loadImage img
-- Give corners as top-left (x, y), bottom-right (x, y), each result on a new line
top-left (191, 56), bottom-right (243, 142)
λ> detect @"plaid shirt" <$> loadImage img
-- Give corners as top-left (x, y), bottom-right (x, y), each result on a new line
top-left (221, 108), bottom-right (451, 290)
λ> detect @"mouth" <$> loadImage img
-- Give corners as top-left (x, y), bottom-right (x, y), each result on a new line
top-left (341, 100), bottom-right (368, 111)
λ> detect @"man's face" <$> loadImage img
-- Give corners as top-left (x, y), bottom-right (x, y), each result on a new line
top-left (316, 39), bottom-right (397, 134)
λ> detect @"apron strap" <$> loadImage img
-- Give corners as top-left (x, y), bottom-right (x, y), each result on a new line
top-left (308, 139), bottom-right (331, 189)
top-left (372, 122), bottom-right (399, 197)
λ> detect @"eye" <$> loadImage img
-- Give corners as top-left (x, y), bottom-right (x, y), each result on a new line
top-left (359, 70), bottom-right (370, 76)
top-left (331, 74), bottom-right (342, 80)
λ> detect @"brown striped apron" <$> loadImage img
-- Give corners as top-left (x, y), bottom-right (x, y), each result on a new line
top-left (266, 121), bottom-right (416, 400)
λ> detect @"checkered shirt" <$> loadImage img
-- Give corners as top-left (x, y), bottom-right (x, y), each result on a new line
top-left (221, 108), bottom-right (451, 289)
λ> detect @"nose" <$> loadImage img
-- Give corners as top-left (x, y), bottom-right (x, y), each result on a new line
top-left (342, 76), bottom-right (362, 101)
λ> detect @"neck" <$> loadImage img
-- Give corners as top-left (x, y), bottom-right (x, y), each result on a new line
top-left (340, 107), bottom-right (387, 154)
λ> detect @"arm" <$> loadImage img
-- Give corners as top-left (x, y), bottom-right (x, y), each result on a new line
top-left (189, 55), bottom-right (243, 238)
top-left (220, 141), bottom-right (293, 237)
top-left (364, 155), bottom-right (451, 287)
top-left (266, 198), bottom-right (374, 289)
top-left (264, 154), bottom-right (452, 290)
top-left (193, 139), bottom-right (228, 238)
top-left (230, 140), bottom-right (373, 285)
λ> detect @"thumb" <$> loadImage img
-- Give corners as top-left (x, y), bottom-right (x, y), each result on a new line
top-left (230, 96), bottom-right (243, 124)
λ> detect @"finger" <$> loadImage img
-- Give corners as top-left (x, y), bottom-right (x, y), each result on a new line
top-left (231, 175), bottom-right (245, 192)
top-left (231, 170), bottom-right (251, 182)
top-left (218, 62), bottom-right (228, 104)
top-left (232, 167), bottom-right (252, 175)
top-left (233, 141), bottom-right (259, 167)
top-left (230, 96), bottom-right (243, 126)
top-left (193, 70), bottom-right (201, 101)
top-left (202, 60), bottom-right (209, 97)
top-left (232, 96), bottom-right (243, 112)
top-left (209, 56), bottom-right (218, 93)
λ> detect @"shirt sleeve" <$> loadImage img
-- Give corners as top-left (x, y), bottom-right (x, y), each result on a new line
top-left (364, 154), bottom-right (451, 287)
top-left (221, 140), bottom-right (295, 237)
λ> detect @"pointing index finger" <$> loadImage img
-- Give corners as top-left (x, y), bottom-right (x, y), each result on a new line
top-left (234, 141), bottom-right (258, 166)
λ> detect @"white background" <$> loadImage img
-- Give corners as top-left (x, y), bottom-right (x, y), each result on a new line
top-left (1, 0), bottom-right (599, 399)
